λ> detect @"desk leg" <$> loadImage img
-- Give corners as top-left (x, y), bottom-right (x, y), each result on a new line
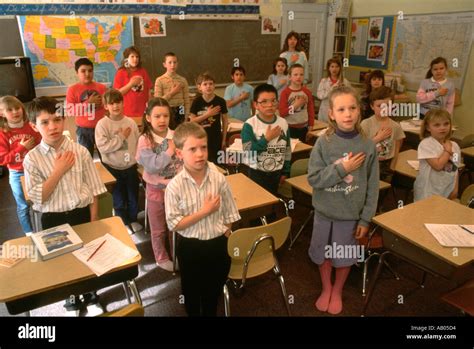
top-left (288, 209), bottom-right (314, 250)
top-left (127, 280), bottom-right (142, 306)
top-left (123, 282), bottom-right (132, 304)
top-left (362, 250), bottom-right (391, 316)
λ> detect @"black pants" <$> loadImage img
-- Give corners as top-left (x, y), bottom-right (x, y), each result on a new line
top-left (289, 126), bottom-right (308, 143)
top-left (41, 206), bottom-right (99, 311)
top-left (248, 168), bottom-right (281, 196)
top-left (177, 234), bottom-right (230, 316)
top-left (170, 106), bottom-right (185, 130)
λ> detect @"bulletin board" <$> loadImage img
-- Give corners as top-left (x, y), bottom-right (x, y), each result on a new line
top-left (348, 15), bottom-right (395, 70)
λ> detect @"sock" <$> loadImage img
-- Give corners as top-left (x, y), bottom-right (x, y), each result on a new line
top-left (315, 259), bottom-right (332, 312)
top-left (328, 266), bottom-right (351, 315)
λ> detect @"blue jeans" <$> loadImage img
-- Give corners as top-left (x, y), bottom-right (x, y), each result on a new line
top-left (76, 126), bottom-right (95, 157)
top-left (9, 169), bottom-right (33, 233)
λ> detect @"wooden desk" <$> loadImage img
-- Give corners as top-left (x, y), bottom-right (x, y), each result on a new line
top-left (312, 120), bottom-right (328, 131)
top-left (227, 118), bottom-right (244, 134)
top-left (462, 146), bottom-right (474, 159)
top-left (364, 196), bottom-right (474, 314)
top-left (0, 216), bottom-right (142, 315)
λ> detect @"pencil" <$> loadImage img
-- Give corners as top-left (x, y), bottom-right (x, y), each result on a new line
top-left (86, 239), bottom-right (106, 262)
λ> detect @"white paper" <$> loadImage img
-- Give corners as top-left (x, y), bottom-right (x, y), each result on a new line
top-left (227, 138), bottom-right (243, 152)
top-left (290, 138), bottom-right (301, 152)
top-left (73, 234), bottom-right (139, 276)
top-left (424, 224), bottom-right (474, 247)
top-left (227, 122), bottom-right (243, 131)
top-left (407, 160), bottom-right (419, 171)
top-left (400, 120), bottom-right (421, 133)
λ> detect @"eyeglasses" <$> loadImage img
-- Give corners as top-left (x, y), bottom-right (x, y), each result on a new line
top-left (256, 99), bottom-right (278, 106)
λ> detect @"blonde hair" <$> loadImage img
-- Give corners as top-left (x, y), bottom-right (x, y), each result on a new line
top-left (420, 109), bottom-right (452, 141)
top-left (0, 96), bottom-right (27, 132)
top-left (325, 86), bottom-right (364, 138)
top-left (173, 122), bottom-right (207, 149)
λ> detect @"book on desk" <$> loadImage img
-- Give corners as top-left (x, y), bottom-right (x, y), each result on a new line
top-left (30, 224), bottom-right (83, 261)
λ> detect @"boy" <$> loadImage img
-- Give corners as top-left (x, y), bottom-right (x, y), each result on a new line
top-left (164, 122), bottom-right (240, 316)
top-left (154, 52), bottom-right (190, 129)
top-left (23, 96), bottom-right (107, 316)
top-left (241, 83), bottom-right (291, 195)
top-left (95, 89), bottom-right (141, 233)
top-left (190, 72), bottom-right (228, 164)
top-left (66, 58), bottom-right (107, 157)
top-left (361, 86), bottom-right (405, 182)
top-left (224, 66), bottom-right (254, 122)
top-left (279, 63), bottom-right (315, 142)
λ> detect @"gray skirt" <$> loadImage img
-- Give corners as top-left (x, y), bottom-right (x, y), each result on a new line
top-left (308, 213), bottom-right (361, 268)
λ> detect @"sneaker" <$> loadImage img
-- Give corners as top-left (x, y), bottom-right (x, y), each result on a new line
top-left (64, 309), bottom-right (80, 317)
top-left (157, 260), bottom-right (174, 272)
top-left (85, 303), bottom-right (105, 317)
top-left (130, 222), bottom-right (143, 233)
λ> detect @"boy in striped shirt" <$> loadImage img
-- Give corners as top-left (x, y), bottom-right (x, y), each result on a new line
top-left (23, 96), bottom-right (107, 317)
top-left (165, 122), bottom-right (240, 316)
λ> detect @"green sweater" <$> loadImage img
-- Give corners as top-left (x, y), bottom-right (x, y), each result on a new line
top-left (308, 132), bottom-right (379, 227)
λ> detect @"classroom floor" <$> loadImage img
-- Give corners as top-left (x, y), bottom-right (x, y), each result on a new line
top-left (0, 167), bottom-right (469, 318)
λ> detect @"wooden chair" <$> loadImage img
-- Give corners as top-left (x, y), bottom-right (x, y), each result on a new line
top-left (441, 279), bottom-right (474, 316)
top-left (101, 303), bottom-right (145, 317)
top-left (223, 216), bottom-right (292, 316)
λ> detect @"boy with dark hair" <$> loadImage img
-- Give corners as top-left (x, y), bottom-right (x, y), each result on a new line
top-left (224, 66), bottom-right (254, 122)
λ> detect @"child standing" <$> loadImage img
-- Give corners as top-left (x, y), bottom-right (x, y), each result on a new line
top-left (95, 89), bottom-right (141, 233)
top-left (317, 57), bottom-right (351, 123)
top-left (136, 97), bottom-right (182, 271)
top-left (154, 52), bottom-right (190, 129)
top-left (24, 97), bottom-right (107, 316)
top-left (308, 86), bottom-right (379, 315)
top-left (165, 122), bottom-right (240, 316)
top-left (113, 46), bottom-right (152, 120)
top-left (361, 86), bottom-right (405, 182)
top-left (224, 66), bottom-right (254, 122)
top-left (360, 70), bottom-right (385, 120)
top-left (416, 57), bottom-right (455, 118)
top-left (267, 57), bottom-right (288, 98)
top-left (279, 64), bottom-right (315, 142)
top-left (0, 96), bottom-right (41, 234)
top-left (66, 58), bottom-right (107, 157)
top-left (242, 83), bottom-right (291, 195)
top-left (190, 72), bottom-right (228, 164)
top-left (279, 31), bottom-right (309, 84)
top-left (414, 109), bottom-right (460, 202)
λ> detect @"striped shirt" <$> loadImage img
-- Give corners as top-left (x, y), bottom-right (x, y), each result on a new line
top-left (154, 73), bottom-right (190, 115)
top-left (23, 137), bottom-right (107, 212)
top-left (164, 163), bottom-right (241, 240)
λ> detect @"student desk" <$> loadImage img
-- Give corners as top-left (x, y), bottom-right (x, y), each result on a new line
top-left (307, 120), bottom-right (329, 142)
top-left (285, 174), bottom-right (391, 248)
top-left (401, 120), bottom-right (469, 149)
top-left (363, 195), bottom-right (474, 315)
top-left (462, 146), bottom-right (474, 159)
top-left (0, 216), bottom-right (142, 315)
top-left (291, 142), bottom-right (313, 163)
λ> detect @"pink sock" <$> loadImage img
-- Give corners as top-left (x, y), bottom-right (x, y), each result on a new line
top-left (328, 266), bottom-right (351, 315)
top-left (315, 260), bottom-right (332, 312)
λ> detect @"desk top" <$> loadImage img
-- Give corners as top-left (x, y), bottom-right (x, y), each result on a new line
top-left (0, 216), bottom-right (141, 303)
top-left (313, 120), bottom-right (329, 131)
top-left (226, 173), bottom-right (279, 212)
top-left (293, 142), bottom-right (313, 154)
top-left (462, 146), bottom-right (474, 158)
top-left (286, 174), bottom-right (390, 196)
top-left (373, 195), bottom-right (474, 267)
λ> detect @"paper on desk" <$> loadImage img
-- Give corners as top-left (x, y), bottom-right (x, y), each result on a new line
top-left (227, 122), bottom-right (243, 131)
top-left (290, 138), bottom-right (301, 152)
top-left (424, 224), bottom-right (474, 247)
top-left (227, 138), bottom-right (243, 152)
top-left (73, 233), bottom-right (139, 276)
top-left (407, 160), bottom-right (419, 171)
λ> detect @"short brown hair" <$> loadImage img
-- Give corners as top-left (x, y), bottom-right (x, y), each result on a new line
top-left (26, 96), bottom-right (62, 124)
top-left (288, 63), bottom-right (304, 76)
top-left (420, 109), bottom-right (452, 141)
top-left (163, 52), bottom-right (177, 62)
top-left (173, 122), bottom-right (207, 149)
top-left (196, 72), bottom-right (215, 86)
top-left (369, 86), bottom-right (394, 105)
top-left (103, 88), bottom-right (123, 105)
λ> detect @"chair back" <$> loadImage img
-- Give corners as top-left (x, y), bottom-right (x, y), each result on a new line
top-left (101, 303), bottom-right (144, 317)
top-left (459, 134), bottom-right (474, 149)
top-left (460, 184), bottom-right (474, 206)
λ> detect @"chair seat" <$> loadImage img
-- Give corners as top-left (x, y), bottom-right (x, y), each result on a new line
top-left (441, 279), bottom-right (474, 316)
top-left (228, 254), bottom-right (275, 280)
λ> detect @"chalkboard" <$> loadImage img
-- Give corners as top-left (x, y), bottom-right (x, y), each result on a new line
top-left (0, 17), bottom-right (24, 57)
top-left (134, 19), bottom-right (281, 86)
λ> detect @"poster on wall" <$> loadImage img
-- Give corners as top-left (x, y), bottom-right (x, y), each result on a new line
top-left (367, 43), bottom-right (384, 61)
top-left (350, 18), bottom-right (368, 56)
top-left (139, 15), bottom-right (166, 37)
top-left (261, 17), bottom-right (281, 34)
top-left (368, 17), bottom-right (383, 41)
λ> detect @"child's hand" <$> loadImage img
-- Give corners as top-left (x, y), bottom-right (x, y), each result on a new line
top-left (206, 105), bottom-right (221, 118)
top-left (129, 76), bottom-right (143, 87)
top-left (239, 91), bottom-right (250, 101)
top-left (54, 151), bottom-right (75, 174)
top-left (279, 175), bottom-right (287, 185)
top-left (438, 87), bottom-right (448, 96)
top-left (166, 139), bottom-right (176, 156)
top-left (264, 125), bottom-right (282, 142)
top-left (202, 193), bottom-right (221, 215)
top-left (374, 127), bottom-right (392, 143)
top-left (354, 225), bottom-right (369, 239)
top-left (170, 82), bottom-right (182, 96)
top-left (20, 136), bottom-right (36, 150)
top-left (342, 152), bottom-right (366, 173)
top-left (119, 127), bottom-right (132, 139)
top-left (279, 78), bottom-right (288, 86)
top-left (292, 95), bottom-right (306, 109)
top-left (88, 93), bottom-right (103, 108)
top-left (443, 140), bottom-right (453, 154)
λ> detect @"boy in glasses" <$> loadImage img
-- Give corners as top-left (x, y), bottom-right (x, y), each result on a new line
top-left (241, 84), bottom-right (291, 195)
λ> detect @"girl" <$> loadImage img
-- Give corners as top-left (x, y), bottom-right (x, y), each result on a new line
top-left (136, 97), bottom-right (182, 271)
top-left (307, 86), bottom-right (378, 315)
top-left (317, 57), bottom-right (351, 123)
top-left (414, 109), bottom-right (460, 202)
top-left (0, 96), bottom-right (41, 234)
top-left (360, 70), bottom-right (385, 120)
top-left (416, 57), bottom-right (455, 118)
top-left (267, 57), bottom-right (288, 98)
top-left (113, 46), bottom-right (153, 119)
top-left (280, 31), bottom-right (309, 84)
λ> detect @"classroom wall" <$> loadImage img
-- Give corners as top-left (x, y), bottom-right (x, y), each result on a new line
top-left (351, 0), bottom-right (474, 134)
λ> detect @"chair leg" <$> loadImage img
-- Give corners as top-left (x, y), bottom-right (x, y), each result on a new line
top-left (288, 209), bottom-right (314, 250)
top-left (223, 283), bottom-right (231, 317)
top-left (122, 282), bottom-right (132, 304)
top-left (272, 267), bottom-right (291, 316)
top-left (362, 252), bottom-right (380, 297)
top-left (420, 271), bottom-right (427, 288)
top-left (362, 251), bottom-right (391, 316)
top-left (260, 216), bottom-right (268, 225)
top-left (127, 279), bottom-right (142, 306)
top-left (383, 259), bottom-right (400, 281)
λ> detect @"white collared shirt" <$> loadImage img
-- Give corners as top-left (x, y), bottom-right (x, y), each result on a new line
top-left (164, 163), bottom-right (241, 240)
top-left (23, 137), bottom-right (107, 212)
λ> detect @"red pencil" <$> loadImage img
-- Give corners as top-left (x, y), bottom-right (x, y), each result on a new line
top-left (86, 240), bottom-right (106, 262)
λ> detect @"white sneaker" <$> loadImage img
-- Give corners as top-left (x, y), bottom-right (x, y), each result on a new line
top-left (157, 260), bottom-right (174, 272)
top-left (130, 222), bottom-right (143, 233)
top-left (86, 303), bottom-right (105, 317)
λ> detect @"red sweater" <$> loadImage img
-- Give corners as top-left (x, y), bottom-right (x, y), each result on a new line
top-left (113, 67), bottom-right (152, 118)
top-left (66, 81), bottom-right (107, 128)
top-left (0, 123), bottom-right (41, 171)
